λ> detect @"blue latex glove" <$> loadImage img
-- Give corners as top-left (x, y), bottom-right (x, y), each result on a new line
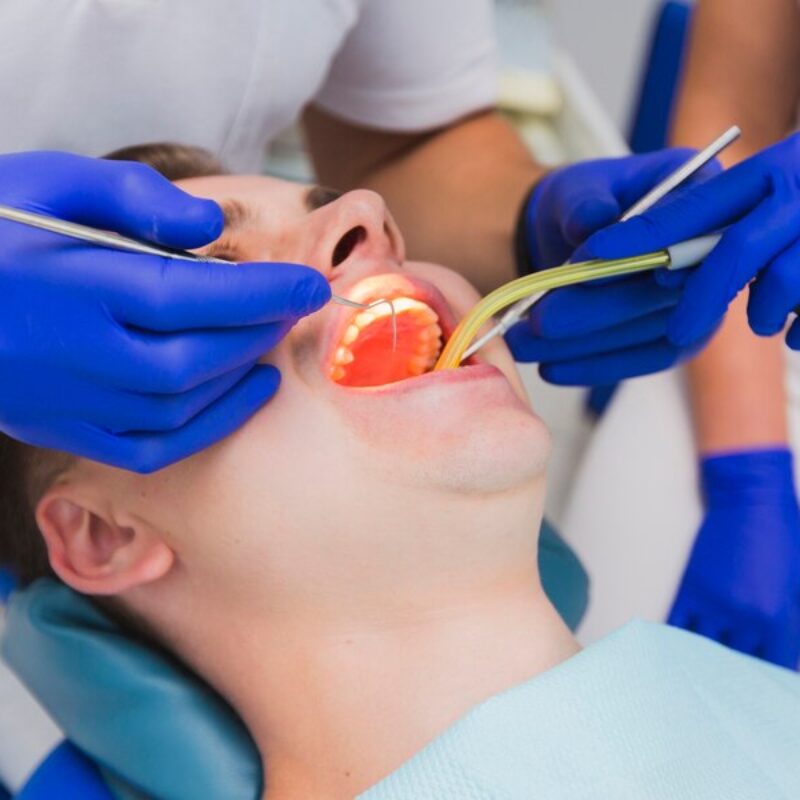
top-left (17, 742), bottom-right (113, 800)
top-left (576, 132), bottom-right (800, 350)
top-left (668, 449), bottom-right (800, 669)
top-left (506, 148), bottom-right (721, 385)
top-left (0, 152), bottom-right (330, 472)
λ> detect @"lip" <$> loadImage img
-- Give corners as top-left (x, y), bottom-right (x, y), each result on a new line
top-left (347, 361), bottom-right (507, 396)
top-left (322, 273), bottom-right (471, 388)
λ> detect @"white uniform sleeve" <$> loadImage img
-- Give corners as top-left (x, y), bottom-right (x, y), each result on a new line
top-left (314, 0), bottom-right (497, 131)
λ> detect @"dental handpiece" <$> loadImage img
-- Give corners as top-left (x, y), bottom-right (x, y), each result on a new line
top-left (460, 124), bottom-right (741, 360)
top-left (0, 203), bottom-right (382, 314)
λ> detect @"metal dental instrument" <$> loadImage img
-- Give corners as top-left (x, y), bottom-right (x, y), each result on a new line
top-left (0, 203), bottom-right (397, 345)
top-left (618, 125), bottom-right (741, 221)
top-left (460, 124), bottom-right (741, 360)
top-left (335, 295), bottom-right (398, 351)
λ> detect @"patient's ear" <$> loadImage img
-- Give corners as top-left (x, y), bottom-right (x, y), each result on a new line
top-left (36, 487), bottom-right (174, 596)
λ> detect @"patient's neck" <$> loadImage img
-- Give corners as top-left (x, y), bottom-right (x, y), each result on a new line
top-left (185, 488), bottom-right (577, 799)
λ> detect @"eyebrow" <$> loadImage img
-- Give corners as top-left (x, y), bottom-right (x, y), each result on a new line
top-left (219, 198), bottom-right (255, 232)
top-left (220, 186), bottom-right (341, 228)
top-left (304, 185), bottom-right (343, 211)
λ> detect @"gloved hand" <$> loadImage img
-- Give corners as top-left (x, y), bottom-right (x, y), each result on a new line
top-left (506, 148), bottom-right (721, 385)
top-left (668, 449), bottom-right (800, 669)
top-left (575, 132), bottom-right (800, 350)
top-left (0, 151), bottom-right (330, 472)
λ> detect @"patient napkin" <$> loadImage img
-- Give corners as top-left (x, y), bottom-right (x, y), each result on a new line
top-left (361, 620), bottom-right (800, 799)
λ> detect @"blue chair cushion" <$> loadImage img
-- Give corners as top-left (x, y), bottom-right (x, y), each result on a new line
top-left (539, 519), bottom-right (588, 631)
top-left (1, 581), bottom-right (261, 800)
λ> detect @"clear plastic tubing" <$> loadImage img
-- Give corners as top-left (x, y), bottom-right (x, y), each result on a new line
top-left (435, 250), bottom-right (671, 371)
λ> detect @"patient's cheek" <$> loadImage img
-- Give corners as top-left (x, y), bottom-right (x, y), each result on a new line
top-left (256, 320), bottom-right (298, 366)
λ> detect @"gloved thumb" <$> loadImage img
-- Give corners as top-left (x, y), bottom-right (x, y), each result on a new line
top-left (77, 157), bottom-right (225, 249)
top-left (3, 152), bottom-right (224, 250)
top-left (560, 147), bottom-right (720, 251)
top-left (560, 193), bottom-right (620, 249)
top-left (571, 214), bottom-right (661, 264)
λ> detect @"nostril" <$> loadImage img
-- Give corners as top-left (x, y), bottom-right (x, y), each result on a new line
top-left (332, 226), bottom-right (366, 267)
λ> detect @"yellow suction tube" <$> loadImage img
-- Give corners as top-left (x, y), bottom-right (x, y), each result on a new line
top-left (434, 250), bottom-right (672, 371)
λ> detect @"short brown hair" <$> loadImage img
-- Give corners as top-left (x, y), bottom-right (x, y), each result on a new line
top-left (0, 143), bottom-right (226, 586)
top-left (104, 142), bottom-right (226, 181)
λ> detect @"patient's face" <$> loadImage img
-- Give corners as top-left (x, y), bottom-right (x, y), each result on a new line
top-left (66, 175), bottom-right (549, 600)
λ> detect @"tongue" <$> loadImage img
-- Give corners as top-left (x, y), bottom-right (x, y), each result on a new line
top-left (334, 313), bottom-right (442, 387)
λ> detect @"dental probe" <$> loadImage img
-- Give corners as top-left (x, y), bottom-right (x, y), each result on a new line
top-left (0, 203), bottom-right (391, 317)
top-left (461, 124), bottom-right (741, 360)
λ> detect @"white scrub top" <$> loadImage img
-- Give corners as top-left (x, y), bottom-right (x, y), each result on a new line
top-left (0, 0), bottom-right (497, 172)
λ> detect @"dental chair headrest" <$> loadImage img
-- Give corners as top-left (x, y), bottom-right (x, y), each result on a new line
top-left (0, 580), bottom-right (261, 800)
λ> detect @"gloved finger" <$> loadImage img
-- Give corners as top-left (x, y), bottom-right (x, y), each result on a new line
top-left (94, 253), bottom-right (331, 329)
top-left (668, 175), bottom-right (800, 346)
top-left (527, 273), bottom-right (680, 338)
top-left (506, 309), bottom-right (669, 363)
top-left (537, 340), bottom-right (681, 386)
top-left (94, 364), bottom-right (258, 434)
top-left (747, 236), bottom-right (800, 335)
top-left (667, 600), bottom-right (699, 632)
top-left (725, 625), bottom-right (765, 657)
top-left (715, 628), bottom-right (735, 648)
top-left (566, 152), bottom-right (725, 265)
top-left (675, 604), bottom-right (731, 644)
top-left (550, 149), bottom-right (707, 248)
top-left (536, 334), bottom-right (705, 386)
top-left (560, 194), bottom-right (621, 249)
top-left (694, 620), bottom-right (732, 646)
top-left (785, 318), bottom-right (800, 351)
top-left (54, 364), bottom-right (282, 473)
top-left (577, 145), bottom-right (779, 264)
top-left (3, 152), bottom-right (224, 249)
top-left (1, 362), bottom-right (256, 437)
top-left (761, 636), bottom-right (800, 669)
top-left (610, 147), bottom-right (722, 208)
top-left (653, 266), bottom-right (691, 289)
top-left (114, 321), bottom-right (291, 393)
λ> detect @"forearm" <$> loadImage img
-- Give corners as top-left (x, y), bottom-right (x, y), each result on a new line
top-left (685, 296), bottom-right (788, 452)
top-left (671, 0), bottom-right (800, 453)
top-left (304, 108), bottom-right (544, 294)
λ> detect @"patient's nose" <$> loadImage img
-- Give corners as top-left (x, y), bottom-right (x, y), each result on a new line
top-left (310, 190), bottom-right (405, 274)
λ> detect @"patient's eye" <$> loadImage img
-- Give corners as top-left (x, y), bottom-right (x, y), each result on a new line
top-left (204, 239), bottom-right (242, 262)
top-left (211, 249), bottom-right (240, 262)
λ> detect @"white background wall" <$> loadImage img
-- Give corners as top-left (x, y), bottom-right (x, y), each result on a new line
top-left (542, 0), bottom-right (669, 133)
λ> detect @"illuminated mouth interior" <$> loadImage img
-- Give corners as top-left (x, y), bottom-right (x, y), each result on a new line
top-left (330, 297), bottom-right (444, 387)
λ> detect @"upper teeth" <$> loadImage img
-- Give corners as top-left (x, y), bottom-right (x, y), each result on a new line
top-left (331, 296), bottom-right (443, 381)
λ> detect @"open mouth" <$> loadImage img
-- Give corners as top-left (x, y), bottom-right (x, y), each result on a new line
top-left (326, 275), bottom-right (461, 388)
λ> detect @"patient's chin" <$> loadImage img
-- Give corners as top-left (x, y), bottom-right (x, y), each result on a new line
top-left (410, 417), bottom-right (550, 495)
top-left (345, 387), bottom-right (551, 495)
